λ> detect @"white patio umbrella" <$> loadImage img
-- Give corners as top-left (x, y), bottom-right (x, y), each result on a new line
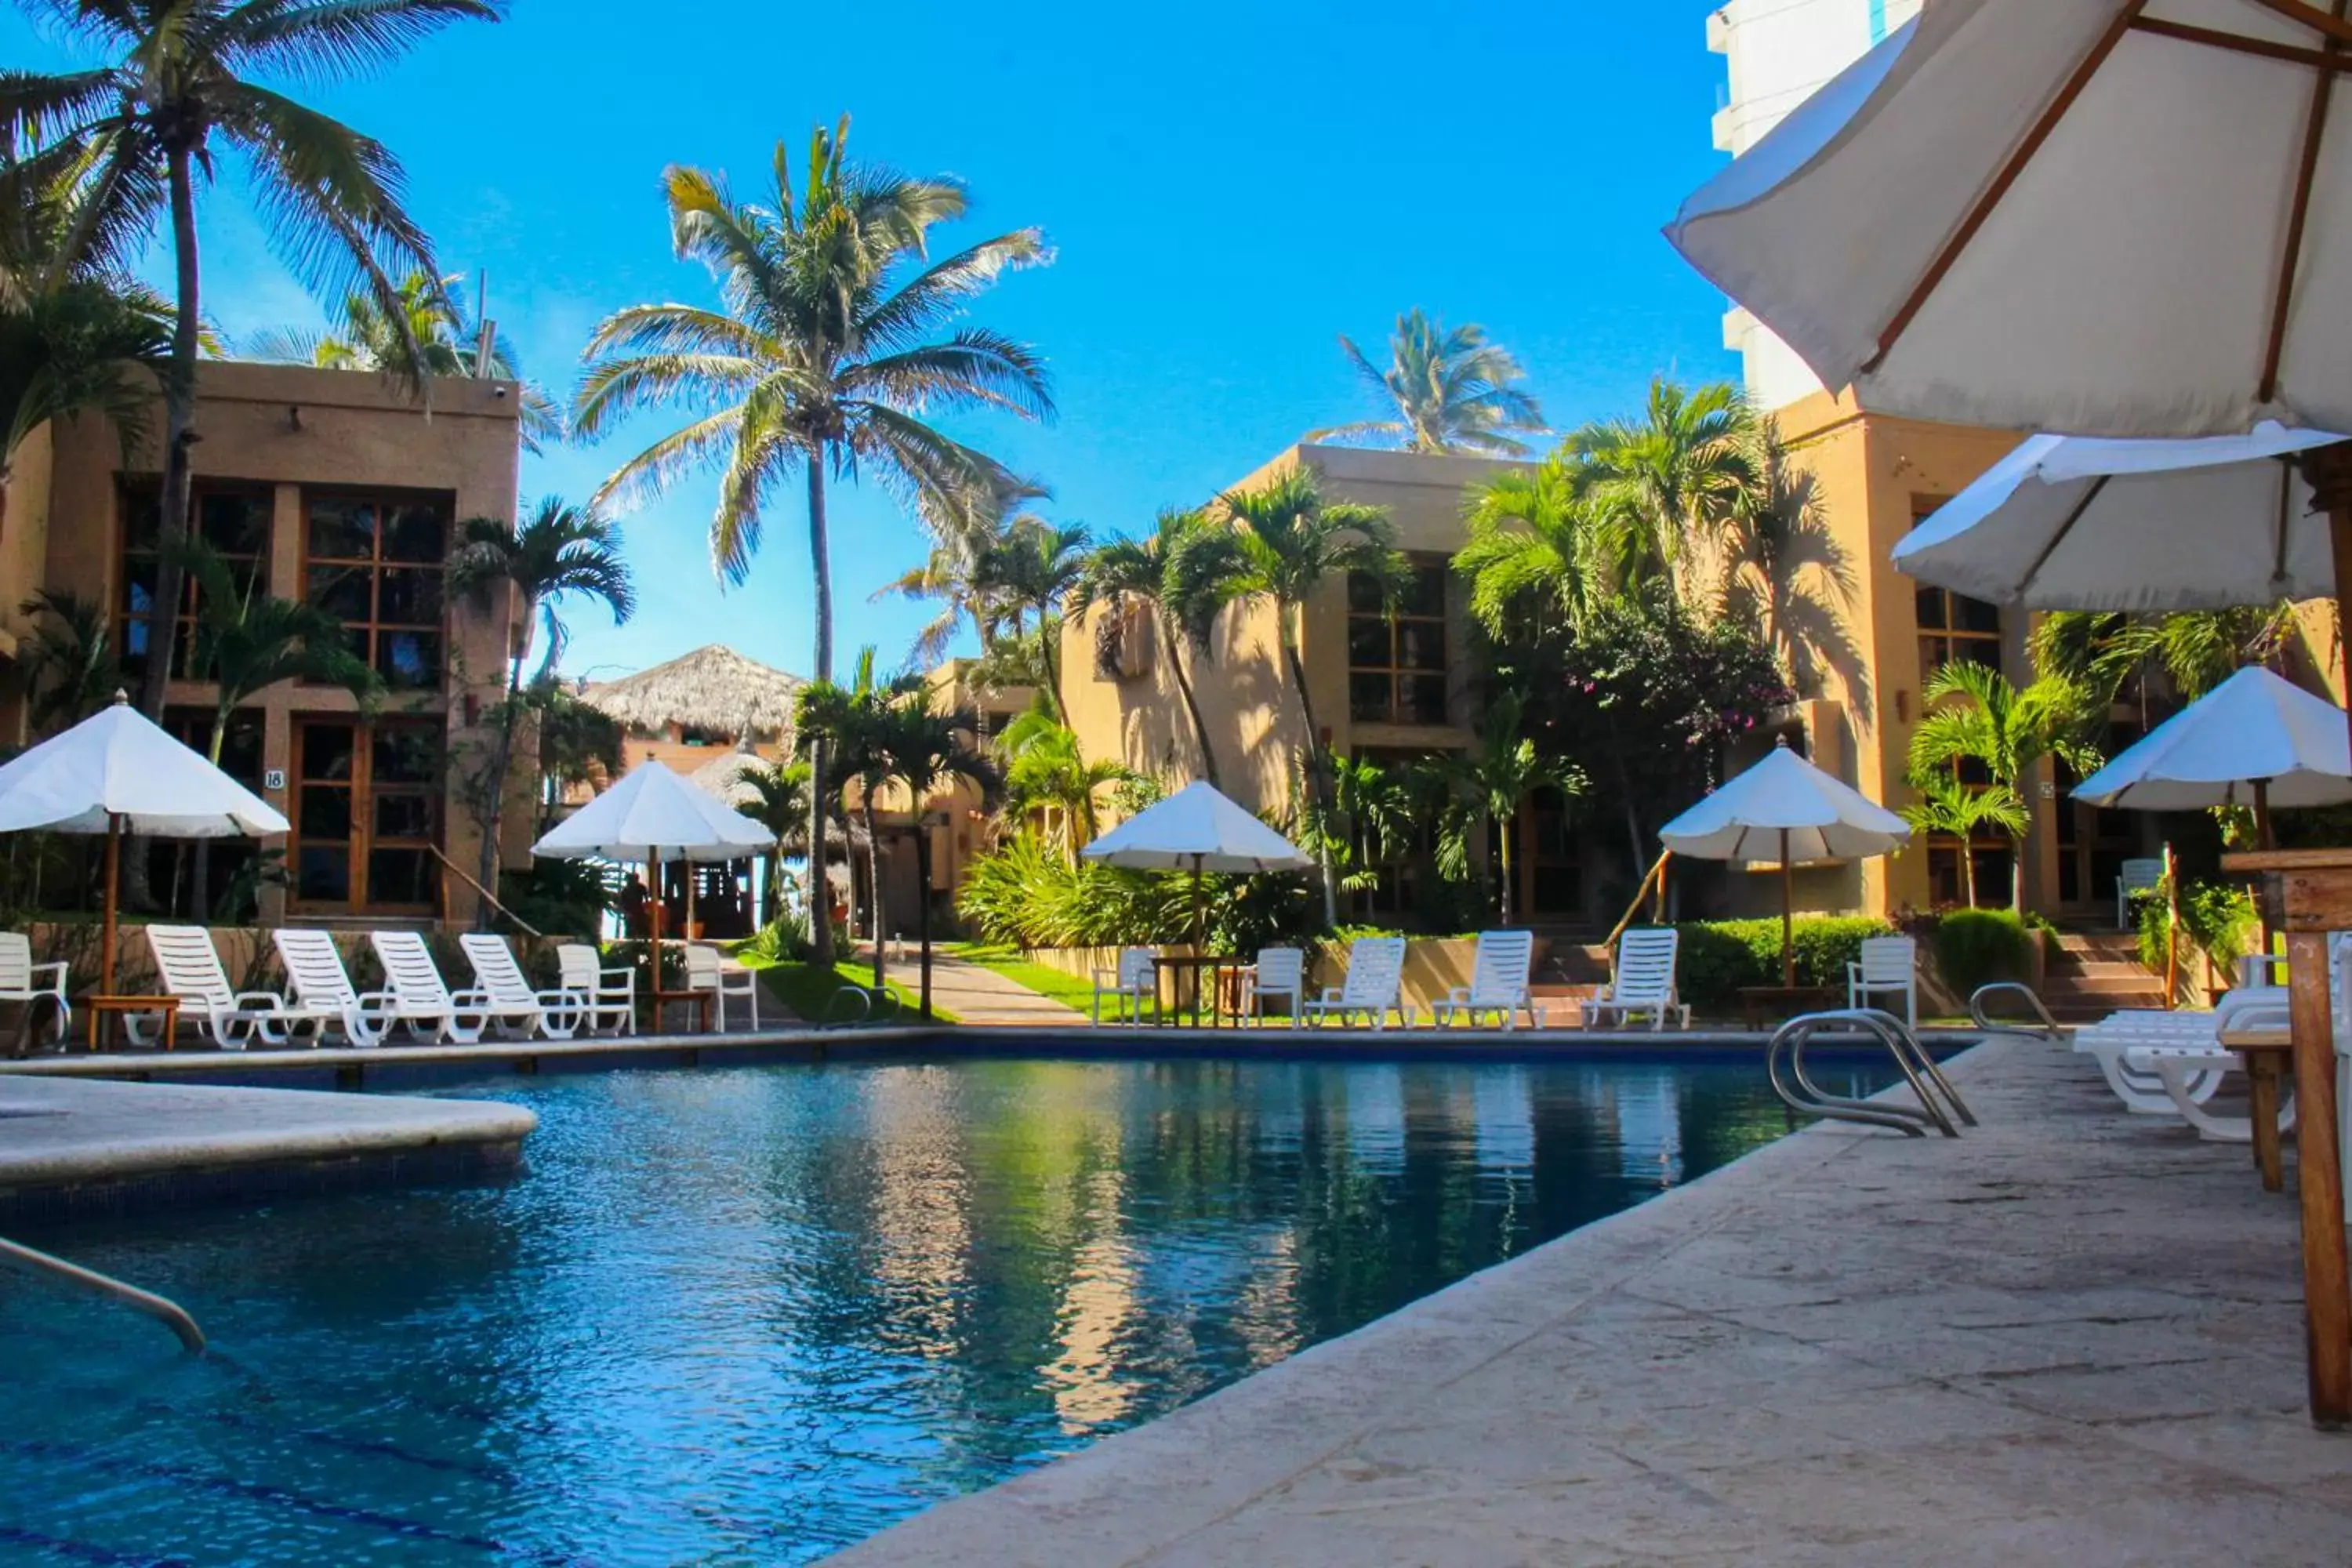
top-left (0, 695), bottom-right (289, 995)
top-left (1895, 425), bottom-right (2348, 612)
top-left (2071, 666), bottom-right (2352, 845)
top-left (1082, 781), bottom-right (1313, 946)
top-left (1659, 742), bottom-right (1911, 985)
top-left (532, 760), bottom-right (771, 954)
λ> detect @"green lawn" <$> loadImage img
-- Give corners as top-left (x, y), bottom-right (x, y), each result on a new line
top-left (945, 942), bottom-right (1160, 1022)
top-left (749, 961), bottom-right (955, 1025)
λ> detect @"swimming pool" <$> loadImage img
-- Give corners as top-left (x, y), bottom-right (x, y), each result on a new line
top-left (0, 1054), bottom-right (1883, 1566)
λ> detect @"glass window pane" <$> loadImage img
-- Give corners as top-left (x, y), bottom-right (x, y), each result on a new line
top-left (1915, 587), bottom-right (1948, 630)
top-left (297, 844), bottom-right (350, 902)
top-left (307, 564), bottom-right (372, 623)
top-left (121, 565), bottom-right (156, 620)
top-left (367, 848), bottom-right (436, 908)
top-left (376, 632), bottom-right (442, 689)
top-left (1956, 595), bottom-right (2003, 634)
top-left (382, 503), bottom-right (447, 564)
top-left (373, 793), bottom-right (436, 840)
top-left (1399, 565), bottom-right (1446, 619)
top-left (122, 492), bottom-right (162, 552)
top-left (1346, 572), bottom-right (1388, 613)
top-left (302, 725), bottom-right (355, 782)
top-left (199, 490), bottom-right (270, 556)
top-left (1399, 622), bottom-right (1446, 672)
top-left (1348, 672), bottom-right (1392, 721)
top-left (1403, 675), bottom-right (1447, 724)
top-left (376, 569), bottom-right (444, 626)
top-left (307, 496), bottom-right (376, 560)
top-left (299, 788), bottom-right (353, 840)
top-left (373, 726), bottom-right (441, 786)
top-left (1346, 619), bottom-right (1390, 665)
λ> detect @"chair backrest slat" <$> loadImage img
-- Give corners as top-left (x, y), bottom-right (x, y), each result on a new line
top-left (683, 944), bottom-right (722, 987)
top-left (371, 931), bottom-right (454, 1007)
top-left (1255, 946), bottom-right (1304, 989)
top-left (1340, 938), bottom-right (1406, 1004)
top-left (1858, 936), bottom-right (1915, 985)
top-left (1469, 931), bottom-right (1533, 998)
top-left (459, 935), bottom-right (539, 1007)
top-left (557, 944), bottom-right (604, 993)
top-left (273, 930), bottom-right (358, 1009)
top-left (1119, 947), bottom-right (1155, 988)
top-left (0, 933), bottom-right (33, 993)
top-left (2119, 858), bottom-right (2165, 893)
top-left (147, 926), bottom-right (234, 1006)
top-left (1612, 928), bottom-right (1679, 1003)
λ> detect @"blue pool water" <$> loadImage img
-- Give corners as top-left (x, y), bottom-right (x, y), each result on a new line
top-left (0, 1055), bottom-right (1881, 1566)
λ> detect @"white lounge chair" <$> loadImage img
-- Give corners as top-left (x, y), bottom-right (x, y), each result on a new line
top-left (1092, 947), bottom-right (1154, 1025)
top-left (557, 943), bottom-right (637, 1036)
top-left (681, 942), bottom-right (757, 1031)
top-left (1585, 928), bottom-right (1690, 1032)
top-left (2116, 857), bottom-right (2165, 930)
top-left (368, 931), bottom-right (492, 1045)
top-left (0, 932), bottom-right (70, 1044)
top-left (1305, 937), bottom-right (1413, 1029)
top-left (1240, 946), bottom-right (1305, 1026)
top-left (144, 925), bottom-right (321, 1049)
top-left (1846, 935), bottom-right (1918, 1031)
top-left (271, 928), bottom-right (397, 1047)
top-left (459, 934), bottom-right (583, 1040)
top-left (1432, 930), bottom-right (1544, 1030)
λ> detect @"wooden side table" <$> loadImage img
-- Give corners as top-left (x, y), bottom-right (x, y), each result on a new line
top-left (646, 988), bottom-right (713, 1034)
top-left (78, 995), bottom-right (180, 1053)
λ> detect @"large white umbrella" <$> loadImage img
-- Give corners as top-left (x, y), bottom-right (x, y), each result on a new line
top-left (1895, 425), bottom-right (2347, 612)
top-left (1083, 781), bottom-right (1312, 945)
top-left (0, 695), bottom-right (289, 995)
top-left (533, 760), bottom-right (771, 953)
top-left (1659, 743), bottom-right (1911, 985)
top-left (2071, 666), bottom-right (2352, 840)
top-left (1666, 1), bottom-right (2352, 438)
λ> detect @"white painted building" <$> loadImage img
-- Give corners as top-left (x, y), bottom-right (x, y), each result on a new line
top-left (1706, 0), bottom-right (1922, 411)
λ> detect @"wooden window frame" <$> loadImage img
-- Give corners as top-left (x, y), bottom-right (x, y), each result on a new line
top-left (117, 481), bottom-right (273, 682)
top-left (300, 488), bottom-right (452, 692)
top-left (290, 717), bottom-right (445, 917)
top-left (1347, 557), bottom-right (1450, 726)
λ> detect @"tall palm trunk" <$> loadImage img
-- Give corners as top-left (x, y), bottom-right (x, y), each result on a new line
top-left (1960, 840), bottom-right (1979, 909)
top-left (1280, 630), bottom-right (1339, 928)
top-left (1038, 607), bottom-right (1063, 721)
top-left (1167, 633), bottom-right (1221, 788)
top-left (476, 644), bottom-right (529, 928)
top-left (1497, 808), bottom-right (1515, 927)
top-left (864, 800), bottom-right (884, 991)
top-left (914, 824), bottom-right (935, 1019)
top-left (806, 460), bottom-right (837, 966)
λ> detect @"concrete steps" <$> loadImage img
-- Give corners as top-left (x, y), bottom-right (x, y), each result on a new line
top-left (2041, 928), bottom-right (2168, 1019)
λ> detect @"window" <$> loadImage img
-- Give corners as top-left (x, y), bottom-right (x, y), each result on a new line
top-left (292, 718), bottom-right (443, 912)
top-left (677, 724), bottom-right (731, 747)
top-left (304, 492), bottom-right (449, 690)
top-left (1348, 558), bottom-right (1449, 725)
top-left (1911, 502), bottom-right (2002, 676)
top-left (119, 484), bottom-right (271, 680)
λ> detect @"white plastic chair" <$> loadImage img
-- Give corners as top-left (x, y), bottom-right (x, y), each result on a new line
top-left (368, 931), bottom-right (492, 1045)
top-left (1432, 931), bottom-right (1544, 1029)
top-left (144, 925), bottom-right (321, 1049)
top-left (1585, 928), bottom-right (1690, 1032)
top-left (0, 932), bottom-right (71, 1044)
top-left (681, 943), bottom-right (757, 1031)
top-left (1241, 946), bottom-right (1305, 1026)
top-left (557, 943), bottom-right (637, 1036)
top-left (1092, 947), bottom-right (1155, 1026)
top-left (1846, 936), bottom-right (1918, 1031)
top-left (459, 934), bottom-right (583, 1040)
top-left (2116, 858), bottom-right (2165, 929)
top-left (271, 929), bottom-right (397, 1047)
top-left (1305, 937), bottom-right (1413, 1029)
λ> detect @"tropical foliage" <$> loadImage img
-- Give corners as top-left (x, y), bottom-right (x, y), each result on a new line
top-left (1905, 662), bottom-right (2104, 910)
top-left (1070, 509), bottom-right (1243, 785)
top-left (1420, 695), bottom-right (1586, 926)
top-left (1308, 309), bottom-right (1545, 456)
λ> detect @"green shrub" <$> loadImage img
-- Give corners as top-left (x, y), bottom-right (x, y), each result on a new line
top-left (1668, 916), bottom-right (1894, 1011)
top-left (2136, 880), bottom-right (2259, 980)
top-left (1936, 909), bottom-right (2034, 996)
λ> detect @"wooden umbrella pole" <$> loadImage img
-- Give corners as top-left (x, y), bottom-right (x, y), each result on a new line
top-left (100, 812), bottom-right (121, 998)
top-left (2162, 840), bottom-right (2179, 1009)
top-left (2254, 776), bottom-right (2277, 956)
top-left (648, 845), bottom-right (664, 1029)
top-left (1779, 827), bottom-right (1795, 988)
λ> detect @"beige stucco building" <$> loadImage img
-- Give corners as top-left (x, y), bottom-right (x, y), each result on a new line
top-left (1, 360), bottom-right (530, 928)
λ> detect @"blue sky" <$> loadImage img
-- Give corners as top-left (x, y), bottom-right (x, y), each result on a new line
top-left (2, 1), bottom-right (1740, 684)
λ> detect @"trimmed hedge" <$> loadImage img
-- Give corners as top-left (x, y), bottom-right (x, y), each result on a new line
top-left (1935, 909), bottom-right (2035, 996)
top-left (1669, 916), bottom-right (1895, 1012)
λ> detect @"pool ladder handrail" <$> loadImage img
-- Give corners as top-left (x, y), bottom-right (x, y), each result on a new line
top-left (1766, 1008), bottom-right (1976, 1138)
top-left (1969, 981), bottom-right (2063, 1041)
top-left (0, 1235), bottom-right (205, 1354)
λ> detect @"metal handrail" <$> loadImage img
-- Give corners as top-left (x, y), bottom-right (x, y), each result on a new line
top-left (1601, 851), bottom-right (1675, 965)
top-left (1767, 1008), bottom-right (1974, 1138)
top-left (820, 986), bottom-right (873, 1029)
top-left (0, 1236), bottom-right (205, 1354)
top-left (1971, 981), bottom-right (2063, 1040)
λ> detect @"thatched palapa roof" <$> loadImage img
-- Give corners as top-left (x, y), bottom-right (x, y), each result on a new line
top-left (689, 746), bottom-right (768, 806)
top-left (582, 644), bottom-right (804, 739)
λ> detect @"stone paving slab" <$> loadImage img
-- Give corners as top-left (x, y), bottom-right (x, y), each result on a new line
top-left (826, 1034), bottom-right (2352, 1566)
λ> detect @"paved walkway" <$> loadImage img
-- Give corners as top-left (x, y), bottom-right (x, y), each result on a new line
top-left (829, 1034), bottom-right (2351, 1566)
top-left (867, 947), bottom-right (1087, 1027)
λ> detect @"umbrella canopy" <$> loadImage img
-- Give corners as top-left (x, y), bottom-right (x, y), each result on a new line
top-left (532, 760), bottom-right (771, 864)
top-left (1659, 745), bottom-right (1911, 866)
top-left (1081, 782), bottom-right (1312, 873)
top-left (2072, 666), bottom-right (2352, 814)
top-left (1667, 0), bottom-right (2352, 437)
top-left (0, 699), bottom-right (287, 838)
top-left (1895, 425), bottom-right (2347, 612)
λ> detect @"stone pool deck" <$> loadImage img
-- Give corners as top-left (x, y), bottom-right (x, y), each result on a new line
top-left (0, 1076), bottom-right (535, 1221)
top-left (829, 1032), bottom-right (2350, 1567)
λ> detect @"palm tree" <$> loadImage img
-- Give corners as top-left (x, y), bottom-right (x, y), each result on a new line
top-left (3, 0), bottom-right (508, 731)
top-left (16, 588), bottom-right (120, 731)
top-left (1308, 310), bottom-right (1545, 456)
top-left (575, 117), bottom-right (1052, 967)
top-left (997, 708), bottom-right (1130, 858)
top-left (1900, 771), bottom-right (2030, 910)
top-left (1453, 455), bottom-right (1630, 637)
top-left (2032, 604), bottom-right (2296, 710)
top-left (797, 648), bottom-right (925, 986)
top-left (241, 271), bottom-right (562, 451)
top-left (1, 281), bottom-right (169, 526)
top-left (873, 699), bottom-right (999, 1018)
top-left (1718, 422), bottom-right (1866, 707)
top-left (1221, 466), bottom-right (1406, 924)
top-left (1572, 378), bottom-right (1757, 603)
top-left (447, 498), bottom-right (636, 920)
top-left (733, 757), bottom-right (811, 924)
top-left (1421, 695), bottom-right (1586, 927)
top-left (1907, 661), bottom-right (2105, 911)
top-left (1071, 509), bottom-right (1245, 786)
top-left (972, 517), bottom-right (1088, 718)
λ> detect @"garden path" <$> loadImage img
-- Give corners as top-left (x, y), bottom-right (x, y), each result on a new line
top-left (869, 946), bottom-right (1088, 1027)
